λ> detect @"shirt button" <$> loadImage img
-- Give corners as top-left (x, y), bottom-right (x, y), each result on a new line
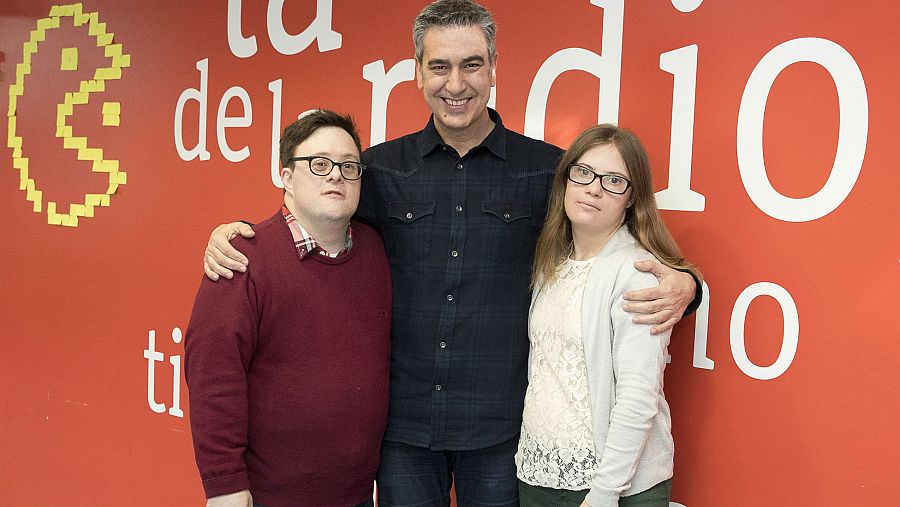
top-left (446, 294), bottom-right (453, 301)
top-left (451, 250), bottom-right (458, 257)
top-left (435, 384), bottom-right (442, 391)
top-left (405, 212), bottom-right (413, 219)
top-left (439, 341), bottom-right (447, 348)
top-left (503, 212), bottom-right (511, 219)
top-left (455, 205), bottom-right (463, 212)
top-left (456, 163), bottom-right (463, 170)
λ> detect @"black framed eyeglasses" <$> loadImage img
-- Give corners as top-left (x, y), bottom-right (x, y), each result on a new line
top-left (288, 156), bottom-right (365, 181)
top-left (567, 164), bottom-right (632, 194)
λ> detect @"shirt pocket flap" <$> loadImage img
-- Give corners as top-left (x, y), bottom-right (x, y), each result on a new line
top-left (481, 201), bottom-right (532, 223)
top-left (388, 201), bottom-right (436, 223)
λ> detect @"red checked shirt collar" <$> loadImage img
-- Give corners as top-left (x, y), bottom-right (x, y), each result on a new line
top-left (281, 205), bottom-right (353, 260)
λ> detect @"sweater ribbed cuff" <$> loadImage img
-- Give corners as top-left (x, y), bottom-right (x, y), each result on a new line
top-left (202, 470), bottom-right (250, 499)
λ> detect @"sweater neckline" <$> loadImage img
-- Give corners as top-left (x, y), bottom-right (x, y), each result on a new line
top-left (275, 209), bottom-right (361, 266)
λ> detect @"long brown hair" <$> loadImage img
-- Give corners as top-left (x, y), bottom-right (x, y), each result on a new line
top-left (532, 124), bottom-right (701, 287)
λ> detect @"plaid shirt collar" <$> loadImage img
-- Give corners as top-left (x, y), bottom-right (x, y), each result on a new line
top-left (417, 107), bottom-right (508, 160)
top-left (281, 206), bottom-right (352, 261)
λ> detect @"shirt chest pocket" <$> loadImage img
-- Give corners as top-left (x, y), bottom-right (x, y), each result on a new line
top-left (478, 200), bottom-right (538, 266)
top-left (386, 201), bottom-right (435, 263)
top-left (482, 201), bottom-right (532, 223)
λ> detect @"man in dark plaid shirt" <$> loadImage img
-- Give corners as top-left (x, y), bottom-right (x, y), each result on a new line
top-left (203, 1), bottom-right (699, 505)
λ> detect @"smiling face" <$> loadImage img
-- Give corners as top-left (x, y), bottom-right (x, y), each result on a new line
top-left (564, 143), bottom-right (633, 242)
top-left (416, 25), bottom-right (495, 138)
top-left (281, 126), bottom-right (361, 227)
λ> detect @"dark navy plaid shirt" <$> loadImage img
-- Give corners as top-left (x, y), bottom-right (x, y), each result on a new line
top-left (357, 109), bottom-right (563, 450)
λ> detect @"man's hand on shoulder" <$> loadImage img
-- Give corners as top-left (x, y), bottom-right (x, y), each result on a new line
top-left (206, 489), bottom-right (252, 507)
top-left (204, 222), bottom-right (255, 281)
top-left (623, 259), bottom-right (697, 335)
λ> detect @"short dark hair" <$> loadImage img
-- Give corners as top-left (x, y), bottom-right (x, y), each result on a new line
top-left (413, 0), bottom-right (496, 63)
top-left (279, 110), bottom-right (363, 168)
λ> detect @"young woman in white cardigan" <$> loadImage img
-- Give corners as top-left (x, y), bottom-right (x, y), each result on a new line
top-left (516, 124), bottom-right (701, 507)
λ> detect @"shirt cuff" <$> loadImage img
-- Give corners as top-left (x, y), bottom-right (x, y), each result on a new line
top-left (682, 269), bottom-right (703, 316)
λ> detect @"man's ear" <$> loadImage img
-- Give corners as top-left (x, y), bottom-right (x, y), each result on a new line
top-left (280, 166), bottom-right (294, 194)
top-left (415, 58), bottom-right (424, 90)
top-left (490, 53), bottom-right (497, 87)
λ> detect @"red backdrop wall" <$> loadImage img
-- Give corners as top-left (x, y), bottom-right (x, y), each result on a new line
top-left (2, 1), bottom-right (898, 505)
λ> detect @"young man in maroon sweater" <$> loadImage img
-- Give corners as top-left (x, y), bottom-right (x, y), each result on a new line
top-left (184, 110), bottom-right (392, 507)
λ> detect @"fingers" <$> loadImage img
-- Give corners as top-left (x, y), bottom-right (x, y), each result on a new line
top-left (627, 300), bottom-right (686, 334)
top-left (626, 262), bottom-right (692, 332)
top-left (211, 235), bottom-right (250, 268)
top-left (204, 249), bottom-right (239, 280)
top-left (234, 222), bottom-right (255, 239)
top-left (625, 295), bottom-right (688, 330)
top-left (204, 252), bottom-right (234, 280)
top-left (623, 285), bottom-right (668, 304)
top-left (633, 259), bottom-right (667, 278)
top-left (650, 316), bottom-right (680, 335)
top-left (210, 239), bottom-right (249, 270)
top-left (203, 223), bottom-right (252, 282)
top-left (203, 258), bottom-right (220, 281)
top-left (629, 305), bottom-right (676, 325)
top-left (623, 297), bottom-right (666, 315)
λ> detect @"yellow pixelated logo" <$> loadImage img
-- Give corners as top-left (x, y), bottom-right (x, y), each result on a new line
top-left (7, 3), bottom-right (130, 227)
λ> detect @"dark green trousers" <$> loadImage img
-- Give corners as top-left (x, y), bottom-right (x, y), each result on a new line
top-left (518, 478), bottom-right (672, 507)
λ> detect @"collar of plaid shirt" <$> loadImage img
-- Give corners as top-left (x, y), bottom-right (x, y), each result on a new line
top-left (280, 206), bottom-right (353, 260)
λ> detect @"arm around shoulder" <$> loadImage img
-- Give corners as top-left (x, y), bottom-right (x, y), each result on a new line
top-left (203, 222), bottom-right (256, 281)
top-left (625, 259), bottom-right (700, 333)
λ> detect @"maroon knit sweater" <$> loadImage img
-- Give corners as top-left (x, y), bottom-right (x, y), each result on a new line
top-left (184, 210), bottom-right (391, 507)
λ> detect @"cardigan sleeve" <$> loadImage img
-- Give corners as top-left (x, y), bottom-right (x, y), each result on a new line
top-left (585, 268), bottom-right (672, 507)
top-left (183, 247), bottom-right (260, 499)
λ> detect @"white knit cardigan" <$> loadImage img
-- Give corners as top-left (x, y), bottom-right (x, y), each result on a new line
top-left (529, 226), bottom-right (674, 507)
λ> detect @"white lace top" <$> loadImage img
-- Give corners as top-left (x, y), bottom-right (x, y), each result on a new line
top-left (516, 256), bottom-right (597, 490)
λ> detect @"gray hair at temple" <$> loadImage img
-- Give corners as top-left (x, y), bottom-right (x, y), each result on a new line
top-left (413, 0), bottom-right (497, 63)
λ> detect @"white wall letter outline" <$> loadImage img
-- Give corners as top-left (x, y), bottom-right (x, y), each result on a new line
top-left (269, 79), bottom-right (284, 188)
top-left (657, 44), bottom-right (705, 212)
top-left (730, 282), bottom-right (799, 380)
top-left (671, 0), bottom-right (703, 13)
top-left (362, 59), bottom-right (415, 147)
top-left (524, 0), bottom-right (623, 139)
top-left (693, 281), bottom-right (714, 370)
top-left (267, 0), bottom-right (342, 55)
top-left (174, 58), bottom-right (211, 161)
top-left (737, 38), bottom-right (868, 222)
top-left (227, 0), bottom-right (258, 58)
top-left (216, 87), bottom-right (253, 163)
top-left (144, 330), bottom-right (165, 414)
top-left (168, 328), bottom-right (184, 418)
